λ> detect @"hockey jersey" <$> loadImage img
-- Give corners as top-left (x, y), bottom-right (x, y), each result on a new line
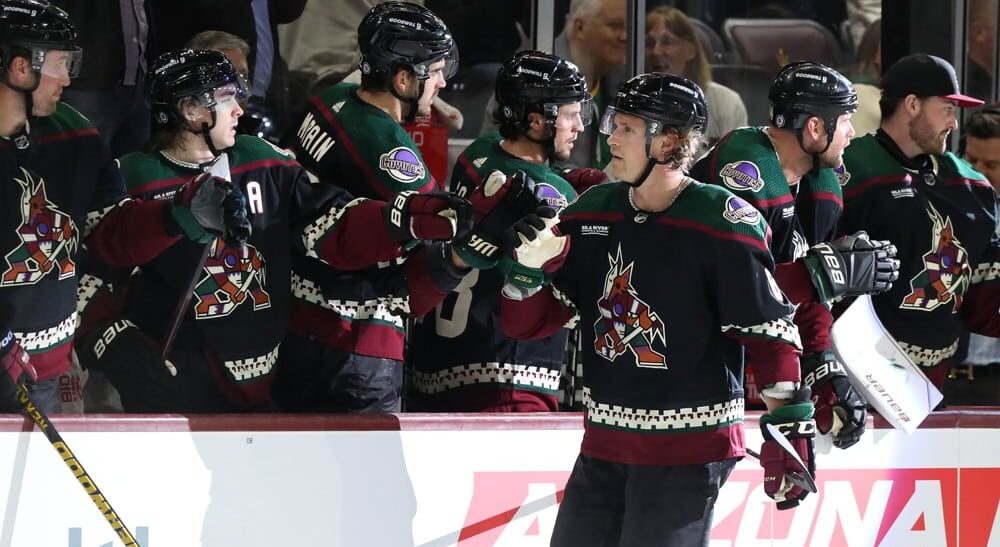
top-left (406, 134), bottom-right (577, 407)
top-left (693, 127), bottom-right (843, 355)
top-left (280, 83), bottom-right (442, 360)
top-left (839, 131), bottom-right (1000, 367)
top-left (0, 103), bottom-right (176, 380)
top-left (502, 181), bottom-right (802, 465)
top-left (100, 135), bottom-right (408, 406)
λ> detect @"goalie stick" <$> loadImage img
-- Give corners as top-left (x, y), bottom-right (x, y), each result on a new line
top-left (15, 384), bottom-right (140, 546)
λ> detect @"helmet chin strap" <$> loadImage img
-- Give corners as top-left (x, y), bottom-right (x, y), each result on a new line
top-left (390, 78), bottom-right (423, 124)
top-left (524, 123), bottom-right (556, 163)
top-left (796, 115), bottom-right (837, 176)
top-left (622, 140), bottom-right (669, 188)
top-left (183, 109), bottom-right (222, 166)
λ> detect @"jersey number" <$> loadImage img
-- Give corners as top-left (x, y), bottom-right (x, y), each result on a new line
top-left (434, 269), bottom-right (479, 338)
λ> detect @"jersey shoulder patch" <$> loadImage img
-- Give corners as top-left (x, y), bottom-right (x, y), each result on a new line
top-left (675, 183), bottom-right (769, 243)
top-left (710, 128), bottom-right (790, 202)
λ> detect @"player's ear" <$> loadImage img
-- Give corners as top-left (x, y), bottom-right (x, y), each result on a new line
top-left (393, 68), bottom-right (412, 94)
top-left (651, 131), bottom-right (678, 161)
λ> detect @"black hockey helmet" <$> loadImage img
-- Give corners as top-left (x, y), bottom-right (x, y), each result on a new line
top-left (600, 72), bottom-right (708, 137)
top-left (357, 1), bottom-right (458, 82)
top-left (0, 0), bottom-right (81, 79)
top-left (495, 50), bottom-right (592, 131)
top-left (769, 61), bottom-right (858, 153)
top-left (600, 73), bottom-right (707, 186)
top-left (150, 49), bottom-right (247, 127)
top-left (149, 49), bottom-right (248, 156)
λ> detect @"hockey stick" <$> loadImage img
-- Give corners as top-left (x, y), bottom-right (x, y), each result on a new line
top-left (745, 422), bottom-right (818, 493)
top-left (14, 384), bottom-right (140, 546)
top-left (161, 241), bottom-right (211, 361)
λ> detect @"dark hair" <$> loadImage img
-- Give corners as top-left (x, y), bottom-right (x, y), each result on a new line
top-left (359, 64), bottom-right (408, 92)
top-left (879, 95), bottom-right (905, 120)
top-left (966, 104), bottom-right (1000, 140)
top-left (495, 107), bottom-right (543, 140)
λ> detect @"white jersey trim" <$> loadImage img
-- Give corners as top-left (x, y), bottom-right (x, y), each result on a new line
top-left (584, 387), bottom-right (745, 431)
top-left (411, 362), bottom-right (562, 394)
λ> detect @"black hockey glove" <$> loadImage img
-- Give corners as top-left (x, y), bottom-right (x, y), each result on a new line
top-left (222, 184), bottom-right (252, 247)
top-left (168, 173), bottom-right (240, 244)
top-left (76, 320), bottom-right (179, 412)
top-left (802, 231), bottom-right (900, 303)
top-left (0, 328), bottom-right (37, 411)
top-left (384, 190), bottom-right (472, 243)
top-left (759, 388), bottom-right (817, 510)
top-left (453, 170), bottom-right (548, 270)
top-left (801, 350), bottom-right (867, 449)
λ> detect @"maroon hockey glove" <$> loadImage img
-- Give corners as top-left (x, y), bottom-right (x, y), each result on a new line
top-left (453, 170), bottom-right (548, 270)
top-left (169, 173), bottom-right (242, 244)
top-left (384, 191), bottom-right (473, 242)
top-left (801, 351), bottom-right (867, 449)
top-left (802, 231), bottom-right (900, 303)
top-left (759, 388), bottom-right (817, 510)
top-left (0, 328), bottom-right (37, 409)
top-left (560, 167), bottom-right (607, 194)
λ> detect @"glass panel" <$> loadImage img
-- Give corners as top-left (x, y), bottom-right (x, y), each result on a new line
top-left (965, 0), bottom-right (996, 104)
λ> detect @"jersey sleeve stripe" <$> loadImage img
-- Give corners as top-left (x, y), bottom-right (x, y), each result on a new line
top-left (943, 177), bottom-right (993, 188)
top-left (457, 153), bottom-right (485, 187)
top-left (843, 174), bottom-right (911, 198)
top-left (128, 176), bottom-right (189, 197)
top-left (231, 157), bottom-right (299, 174)
top-left (747, 193), bottom-right (794, 208)
top-left (655, 216), bottom-right (769, 252)
top-left (311, 97), bottom-right (395, 200)
top-left (796, 190), bottom-right (843, 207)
top-left (35, 127), bottom-right (100, 144)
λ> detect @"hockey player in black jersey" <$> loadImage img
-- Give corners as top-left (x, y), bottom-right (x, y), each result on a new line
top-left (691, 62), bottom-right (871, 449)
top-left (0, 1), bottom-right (223, 412)
top-left (839, 53), bottom-right (1000, 391)
top-left (406, 50), bottom-right (591, 411)
top-left (74, 49), bottom-right (509, 412)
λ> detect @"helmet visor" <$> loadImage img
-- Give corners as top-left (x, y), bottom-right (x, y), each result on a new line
top-left (211, 81), bottom-right (248, 108)
top-left (39, 47), bottom-right (82, 79)
top-left (553, 97), bottom-right (594, 128)
top-left (419, 44), bottom-right (459, 81)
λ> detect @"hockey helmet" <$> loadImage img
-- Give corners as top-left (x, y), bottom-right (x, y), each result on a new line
top-left (768, 61), bottom-right (858, 144)
top-left (600, 72), bottom-right (707, 139)
top-left (357, 1), bottom-right (458, 82)
top-left (494, 50), bottom-right (593, 131)
top-left (0, 0), bottom-right (81, 79)
top-left (149, 49), bottom-right (248, 128)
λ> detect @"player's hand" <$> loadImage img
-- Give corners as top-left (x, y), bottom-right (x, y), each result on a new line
top-left (760, 388), bottom-right (816, 510)
top-left (801, 231), bottom-right (900, 303)
top-left (384, 191), bottom-right (472, 243)
top-left (222, 185), bottom-right (252, 247)
top-left (560, 167), bottom-right (607, 194)
top-left (499, 208), bottom-right (570, 292)
top-left (801, 351), bottom-right (867, 449)
top-left (0, 328), bottom-right (37, 409)
top-left (453, 170), bottom-right (547, 270)
top-left (169, 173), bottom-right (241, 243)
top-left (76, 320), bottom-right (178, 410)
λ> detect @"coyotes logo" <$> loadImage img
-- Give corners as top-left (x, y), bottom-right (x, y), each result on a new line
top-left (193, 238), bottom-right (270, 319)
top-left (901, 203), bottom-right (970, 312)
top-left (2, 168), bottom-right (77, 286)
top-left (594, 245), bottom-right (667, 368)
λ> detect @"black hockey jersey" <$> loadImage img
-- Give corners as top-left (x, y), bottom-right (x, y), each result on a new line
top-left (406, 133), bottom-right (577, 407)
top-left (105, 135), bottom-right (411, 406)
top-left (839, 131), bottom-right (1000, 366)
top-left (502, 181), bottom-right (802, 465)
top-left (0, 103), bottom-right (176, 379)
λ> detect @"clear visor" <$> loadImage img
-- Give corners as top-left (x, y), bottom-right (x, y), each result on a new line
top-left (598, 106), bottom-right (656, 136)
top-left (552, 97), bottom-right (594, 128)
top-left (421, 46), bottom-right (460, 81)
top-left (39, 48), bottom-right (82, 79)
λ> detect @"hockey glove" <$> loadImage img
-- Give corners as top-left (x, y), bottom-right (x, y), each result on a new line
top-left (760, 388), bottom-right (817, 510)
top-left (384, 191), bottom-right (472, 243)
top-left (0, 328), bottom-right (37, 411)
top-left (498, 209), bottom-right (570, 296)
top-left (802, 231), bottom-right (900, 303)
top-left (560, 167), bottom-right (608, 194)
top-left (801, 350), bottom-right (867, 449)
top-left (222, 184), bottom-right (253, 247)
top-left (168, 173), bottom-right (239, 244)
top-left (76, 320), bottom-right (179, 412)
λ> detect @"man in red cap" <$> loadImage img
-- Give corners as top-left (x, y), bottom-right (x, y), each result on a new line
top-left (837, 53), bottom-right (1000, 391)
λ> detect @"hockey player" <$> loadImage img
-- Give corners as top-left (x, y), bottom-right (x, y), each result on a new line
top-left (0, 0), bottom-right (224, 412)
top-left (272, 2), bottom-right (466, 412)
top-left (75, 49), bottom-right (520, 412)
top-left (690, 62), bottom-right (870, 449)
top-left (499, 73), bottom-right (823, 544)
top-left (407, 50), bottom-right (590, 411)
top-left (839, 53), bottom-right (1000, 390)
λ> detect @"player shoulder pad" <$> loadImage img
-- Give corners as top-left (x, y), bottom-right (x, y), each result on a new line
top-left (677, 183), bottom-right (770, 243)
top-left (943, 151), bottom-right (990, 185)
top-left (562, 181), bottom-right (621, 218)
top-left (228, 134), bottom-right (296, 167)
top-left (709, 127), bottom-right (790, 202)
top-left (839, 133), bottom-right (904, 193)
top-left (34, 102), bottom-right (97, 136)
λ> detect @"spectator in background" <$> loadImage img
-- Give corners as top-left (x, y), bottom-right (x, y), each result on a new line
top-left (844, 0), bottom-right (881, 49)
top-left (645, 5), bottom-right (747, 150)
top-left (188, 31), bottom-right (251, 84)
top-left (955, 104), bottom-right (1000, 403)
top-left (481, 0), bottom-right (628, 169)
top-left (847, 19), bottom-right (881, 138)
top-left (967, 0), bottom-right (996, 103)
top-left (55, 0), bottom-right (150, 157)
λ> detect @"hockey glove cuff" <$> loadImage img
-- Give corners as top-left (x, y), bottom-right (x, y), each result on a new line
top-left (801, 350), bottom-right (867, 449)
top-left (453, 170), bottom-right (547, 270)
top-left (384, 191), bottom-right (472, 243)
top-left (498, 212), bottom-right (569, 290)
top-left (760, 388), bottom-right (816, 510)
